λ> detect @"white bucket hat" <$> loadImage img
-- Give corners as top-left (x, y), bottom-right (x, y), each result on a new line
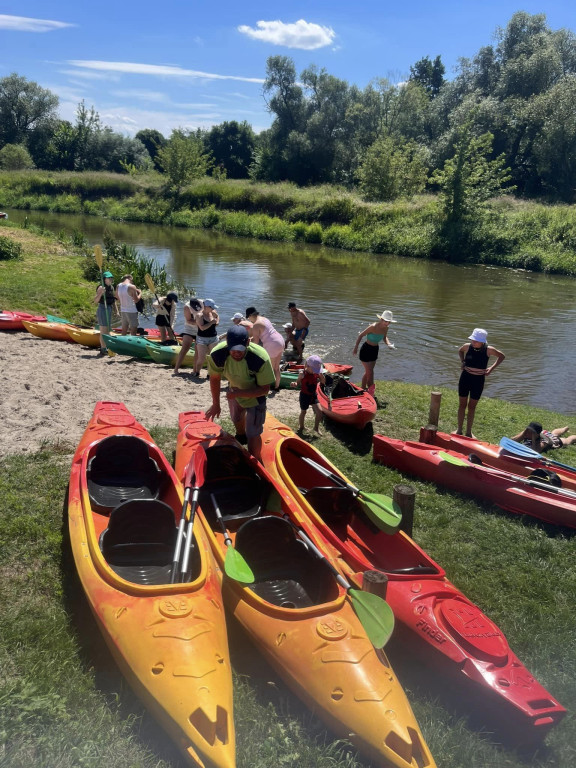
top-left (231, 312), bottom-right (244, 321)
top-left (376, 310), bottom-right (397, 323)
top-left (468, 328), bottom-right (487, 343)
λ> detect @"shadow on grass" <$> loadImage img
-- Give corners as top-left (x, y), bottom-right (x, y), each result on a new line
top-left (322, 420), bottom-right (375, 456)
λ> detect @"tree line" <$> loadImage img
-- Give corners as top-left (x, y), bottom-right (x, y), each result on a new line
top-left (1, 12), bottom-right (576, 202)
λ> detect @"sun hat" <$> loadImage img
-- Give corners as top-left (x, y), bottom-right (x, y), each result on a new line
top-left (245, 307), bottom-right (258, 318)
top-left (226, 325), bottom-right (249, 351)
top-left (376, 310), bottom-right (396, 323)
top-left (103, 271), bottom-right (113, 278)
top-left (306, 355), bottom-right (322, 374)
top-left (468, 328), bottom-right (487, 343)
top-left (203, 298), bottom-right (218, 309)
top-left (231, 312), bottom-right (244, 321)
top-left (283, 322), bottom-right (293, 329)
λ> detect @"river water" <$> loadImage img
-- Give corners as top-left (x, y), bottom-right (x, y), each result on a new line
top-left (5, 208), bottom-right (576, 414)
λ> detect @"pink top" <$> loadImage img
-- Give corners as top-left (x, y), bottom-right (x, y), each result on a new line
top-left (258, 317), bottom-right (284, 355)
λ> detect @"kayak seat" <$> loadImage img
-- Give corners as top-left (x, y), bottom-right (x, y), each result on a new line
top-left (199, 444), bottom-right (266, 522)
top-left (302, 486), bottom-right (354, 525)
top-left (88, 436), bottom-right (162, 513)
top-left (100, 499), bottom-right (182, 585)
top-left (235, 516), bottom-right (337, 607)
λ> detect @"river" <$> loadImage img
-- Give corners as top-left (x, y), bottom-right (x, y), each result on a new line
top-left (5, 208), bottom-right (576, 414)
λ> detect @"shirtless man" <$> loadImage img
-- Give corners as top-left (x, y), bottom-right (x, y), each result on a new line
top-left (287, 302), bottom-right (310, 362)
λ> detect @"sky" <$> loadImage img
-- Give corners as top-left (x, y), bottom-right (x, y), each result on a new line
top-left (1, 1), bottom-right (576, 139)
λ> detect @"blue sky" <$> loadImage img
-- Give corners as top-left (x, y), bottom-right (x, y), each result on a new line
top-left (1, 2), bottom-right (575, 138)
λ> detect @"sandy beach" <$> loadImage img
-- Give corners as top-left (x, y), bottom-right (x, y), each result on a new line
top-left (0, 331), bottom-right (300, 458)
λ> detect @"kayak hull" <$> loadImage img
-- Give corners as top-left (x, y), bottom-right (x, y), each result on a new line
top-left (279, 363), bottom-right (353, 389)
top-left (373, 435), bottom-right (576, 529)
top-left (22, 320), bottom-right (77, 341)
top-left (317, 377), bottom-right (376, 429)
top-left (0, 310), bottom-right (46, 330)
top-left (175, 411), bottom-right (436, 768)
top-left (260, 416), bottom-right (566, 740)
top-left (102, 333), bottom-right (156, 358)
top-left (68, 401), bottom-right (235, 768)
top-left (147, 342), bottom-right (196, 367)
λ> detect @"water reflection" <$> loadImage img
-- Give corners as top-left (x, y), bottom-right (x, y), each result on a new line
top-left (6, 208), bottom-right (576, 414)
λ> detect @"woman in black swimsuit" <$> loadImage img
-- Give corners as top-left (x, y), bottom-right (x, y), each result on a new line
top-left (457, 328), bottom-right (505, 437)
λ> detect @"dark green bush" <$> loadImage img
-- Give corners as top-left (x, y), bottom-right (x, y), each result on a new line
top-left (0, 235), bottom-right (22, 260)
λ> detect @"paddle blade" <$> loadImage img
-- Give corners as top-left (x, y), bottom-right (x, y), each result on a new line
top-left (499, 436), bottom-right (540, 458)
top-left (224, 545), bottom-right (254, 583)
top-left (144, 273), bottom-right (156, 293)
top-left (438, 450), bottom-right (469, 467)
top-left (349, 589), bottom-right (395, 649)
top-left (94, 245), bottom-right (103, 270)
top-left (358, 492), bottom-right (402, 534)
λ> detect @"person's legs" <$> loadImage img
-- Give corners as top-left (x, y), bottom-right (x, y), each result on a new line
top-left (194, 341), bottom-right (208, 375)
top-left (457, 396), bottom-right (468, 434)
top-left (173, 335), bottom-right (193, 375)
top-left (561, 435), bottom-right (576, 446)
top-left (312, 403), bottom-right (322, 434)
top-left (121, 312), bottom-right (129, 335)
top-left (465, 398), bottom-right (480, 437)
top-left (244, 403), bottom-right (266, 462)
top-left (127, 312), bottom-right (139, 336)
top-left (98, 324), bottom-right (109, 352)
top-left (269, 350), bottom-right (283, 389)
top-left (362, 361), bottom-right (375, 390)
top-left (158, 326), bottom-right (168, 342)
top-left (551, 427), bottom-right (570, 436)
top-left (298, 409), bottom-right (306, 432)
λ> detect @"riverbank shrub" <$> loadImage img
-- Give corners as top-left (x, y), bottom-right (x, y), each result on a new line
top-left (3, 171), bottom-right (576, 275)
top-left (0, 234), bottom-right (22, 260)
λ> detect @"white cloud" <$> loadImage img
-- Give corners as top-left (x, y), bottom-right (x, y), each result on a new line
top-left (58, 68), bottom-right (120, 82)
top-left (0, 14), bottom-right (74, 32)
top-left (67, 60), bottom-right (265, 84)
top-left (238, 19), bottom-right (335, 50)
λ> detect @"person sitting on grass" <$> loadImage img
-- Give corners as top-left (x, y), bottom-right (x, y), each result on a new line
top-left (290, 354), bottom-right (326, 436)
top-left (512, 422), bottom-right (576, 453)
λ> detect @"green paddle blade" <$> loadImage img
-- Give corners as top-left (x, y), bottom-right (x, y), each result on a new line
top-left (357, 492), bottom-right (402, 533)
top-left (348, 589), bottom-right (395, 649)
top-left (224, 545), bottom-right (254, 583)
top-left (438, 450), bottom-right (469, 467)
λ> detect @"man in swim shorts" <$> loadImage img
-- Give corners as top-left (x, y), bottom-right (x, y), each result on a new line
top-left (287, 302), bottom-right (311, 362)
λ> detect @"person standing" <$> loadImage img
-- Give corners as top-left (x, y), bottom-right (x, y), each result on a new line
top-left (174, 298), bottom-right (202, 375)
top-left (93, 270), bottom-right (117, 355)
top-left (245, 307), bottom-right (285, 392)
top-left (193, 298), bottom-right (219, 376)
top-left (457, 328), bottom-right (505, 437)
top-left (290, 354), bottom-right (326, 435)
top-left (154, 292), bottom-right (178, 343)
top-left (352, 310), bottom-right (396, 395)
top-left (116, 274), bottom-right (142, 336)
top-left (287, 302), bottom-right (311, 362)
top-left (206, 325), bottom-right (275, 461)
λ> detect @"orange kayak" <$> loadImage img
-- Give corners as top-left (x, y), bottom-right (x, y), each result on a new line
top-left (23, 319), bottom-right (77, 341)
top-left (259, 415), bottom-right (566, 740)
top-left (175, 410), bottom-right (436, 768)
top-left (68, 402), bottom-right (235, 768)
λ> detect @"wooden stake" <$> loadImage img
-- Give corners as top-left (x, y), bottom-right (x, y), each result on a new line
top-left (394, 483), bottom-right (416, 537)
top-left (362, 569), bottom-right (388, 600)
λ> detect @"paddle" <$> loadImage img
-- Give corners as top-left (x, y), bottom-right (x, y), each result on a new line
top-left (180, 446), bottom-right (207, 582)
top-left (94, 245), bottom-right (116, 356)
top-left (282, 511), bottom-right (394, 648)
top-left (210, 493), bottom-right (254, 583)
top-left (171, 459), bottom-right (195, 583)
top-left (438, 450), bottom-right (576, 499)
top-left (499, 436), bottom-right (576, 473)
top-left (145, 273), bottom-right (177, 343)
top-left (300, 455), bottom-right (402, 533)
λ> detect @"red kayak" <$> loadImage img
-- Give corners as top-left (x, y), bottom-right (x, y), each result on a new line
top-left (317, 375), bottom-right (376, 429)
top-left (0, 310), bottom-right (46, 330)
top-left (260, 416), bottom-right (566, 740)
top-left (373, 435), bottom-right (576, 528)
top-left (420, 429), bottom-right (576, 491)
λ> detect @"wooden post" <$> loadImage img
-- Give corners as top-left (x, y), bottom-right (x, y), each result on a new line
top-left (421, 391), bottom-right (442, 443)
top-left (362, 569), bottom-right (388, 599)
top-left (394, 483), bottom-right (416, 537)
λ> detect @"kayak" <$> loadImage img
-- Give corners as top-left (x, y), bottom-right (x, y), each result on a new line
top-left (175, 411), bottom-right (436, 768)
top-left (420, 428), bottom-right (576, 491)
top-left (279, 362), bottom-right (353, 389)
top-left (146, 342), bottom-right (195, 367)
top-left (260, 416), bottom-right (566, 739)
top-left (68, 402), bottom-right (235, 768)
top-left (65, 328), bottom-right (156, 348)
top-left (0, 310), bottom-right (46, 330)
top-left (103, 333), bottom-right (157, 359)
top-left (317, 374), bottom-right (377, 429)
top-left (22, 319), bottom-right (77, 341)
top-left (373, 435), bottom-right (576, 528)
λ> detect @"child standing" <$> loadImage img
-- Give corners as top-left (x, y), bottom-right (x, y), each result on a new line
top-left (291, 355), bottom-right (326, 435)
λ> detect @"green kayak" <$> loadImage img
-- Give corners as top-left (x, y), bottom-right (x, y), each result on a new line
top-left (279, 362), bottom-right (353, 389)
top-left (146, 343), bottom-right (196, 367)
top-left (102, 334), bottom-right (156, 359)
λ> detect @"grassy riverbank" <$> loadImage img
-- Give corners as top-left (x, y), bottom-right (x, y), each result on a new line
top-left (1, 389), bottom-right (575, 768)
top-left (1, 223), bottom-right (574, 768)
top-left (3, 171), bottom-right (576, 275)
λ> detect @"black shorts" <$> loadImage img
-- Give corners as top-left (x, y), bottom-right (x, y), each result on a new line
top-left (155, 315), bottom-right (170, 327)
top-left (300, 392), bottom-right (318, 411)
top-left (359, 341), bottom-right (379, 363)
top-left (458, 371), bottom-right (485, 400)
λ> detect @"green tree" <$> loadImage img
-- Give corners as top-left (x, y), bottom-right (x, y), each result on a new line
top-left (135, 128), bottom-right (166, 170)
top-left (206, 121), bottom-right (255, 178)
top-left (409, 55), bottom-right (445, 98)
top-left (432, 122), bottom-right (514, 224)
top-left (0, 73), bottom-right (58, 148)
top-left (0, 143), bottom-right (35, 170)
top-left (156, 129), bottom-right (213, 194)
top-left (358, 137), bottom-right (428, 201)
